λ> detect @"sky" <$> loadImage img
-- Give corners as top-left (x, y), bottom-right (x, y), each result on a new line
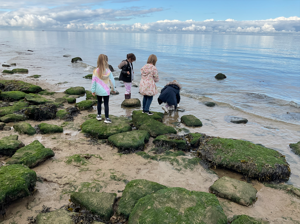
top-left (0, 0), bottom-right (299, 33)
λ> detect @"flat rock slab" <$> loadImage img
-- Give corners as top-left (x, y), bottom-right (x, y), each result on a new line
top-left (128, 187), bottom-right (227, 224)
top-left (81, 115), bottom-right (132, 139)
top-left (36, 209), bottom-right (73, 224)
top-left (7, 140), bottom-right (55, 168)
top-left (198, 135), bottom-right (291, 181)
top-left (181, 115), bottom-right (203, 127)
top-left (0, 80), bottom-right (42, 93)
top-left (0, 114), bottom-right (26, 123)
top-left (153, 134), bottom-right (187, 150)
top-left (0, 91), bottom-right (26, 101)
top-left (210, 176), bottom-right (257, 206)
top-left (0, 164), bottom-right (37, 208)
top-left (71, 192), bottom-right (116, 220)
top-left (121, 98), bottom-right (141, 107)
top-left (108, 130), bottom-right (150, 153)
top-left (139, 119), bottom-right (177, 137)
top-left (65, 86), bottom-right (85, 95)
top-left (290, 141), bottom-right (300, 156)
top-left (13, 122), bottom-right (36, 135)
top-left (37, 123), bottom-right (63, 134)
top-left (230, 215), bottom-right (269, 224)
top-left (230, 116), bottom-right (248, 124)
top-left (132, 110), bottom-right (164, 128)
top-left (0, 135), bottom-right (24, 156)
top-left (118, 179), bottom-right (167, 218)
top-left (76, 100), bottom-right (96, 110)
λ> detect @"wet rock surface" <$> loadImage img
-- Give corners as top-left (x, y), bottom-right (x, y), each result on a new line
top-left (215, 73), bottom-right (227, 80)
top-left (0, 135), bottom-right (25, 156)
top-left (181, 114), bottom-right (203, 127)
top-left (121, 98), bottom-right (141, 107)
top-left (13, 122), bottom-right (36, 135)
top-left (229, 116), bottom-right (248, 124)
top-left (71, 57), bottom-right (83, 63)
top-left (204, 101), bottom-right (216, 107)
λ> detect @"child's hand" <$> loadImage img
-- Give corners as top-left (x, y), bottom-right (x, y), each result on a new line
top-left (92, 92), bottom-right (96, 97)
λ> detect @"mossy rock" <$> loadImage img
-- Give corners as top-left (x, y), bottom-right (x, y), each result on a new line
top-left (28, 75), bottom-right (41, 78)
top-left (65, 86), bottom-right (85, 95)
top-left (71, 57), bottom-right (83, 63)
top-left (25, 93), bottom-right (49, 104)
top-left (0, 122), bottom-right (5, 130)
top-left (38, 123), bottom-right (63, 134)
top-left (153, 134), bottom-right (187, 150)
top-left (0, 91), bottom-right (26, 101)
top-left (12, 68), bottom-right (28, 73)
top-left (215, 73), bottom-right (226, 80)
top-left (36, 209), bottom-right (73, 224)
top-left (181, 115), bottom-right (202, 127)
top-left (204, 102), bottom-right (216, 107)
top-left (188, 133), bottom-right (203, 147)
top-left (70, 192), bottom-right (116, 220)
top-left (209, 176), bottom-right (257, 206)
top-left (84, 74), bottom-right (93, 79)
top-left (13, 122), bottom-right (36, 135)
top-left (2, 70), bottom-right (13, 74)
top-left (38, 90), bottom-right (55, 95)
top-left (22, 103), bottom-right (57, 121)
top-left (66, 97), bottom-right (76, 104)
top-left (139, 119), bottom-right (177, 137)
top-left (81, 115), bottom-right (132, 139)
top-left (230, 215), bottom-right (269, 224)
top-left (0, 101), bottom-right (29, 117)
top-left (86, 90), bottom-right (97, 101)
top-left (108, 130), bottom-right (150, 153)
top-left (128, 187), bottom-right (227, 224)
top-left (0, 80), bottom-right (42, 93)
top-left (121, 98), bottom-right (141, 107)
top-left (55, 98), bottom-right (67, 104)
top-left (289, 141), bottom-right (300, 156)
top-left (0, 164), bottom-right (37, 208)
top-left (198, 135), bottom-right (291, 181)
top-left (76, 100), bottom-right (96, 110)
top-left (56, 109), bottom-right (68, 119)
top-left (118, 179), bottom-right (168, 218)
top-left (7, 140), bottom-right (55, 168)
top-left (0, 135), bottom-right (25, 156)
top-left (132, 110), bottom-right (164, 128)
top-left (0, 114), bottom-right (26, 123)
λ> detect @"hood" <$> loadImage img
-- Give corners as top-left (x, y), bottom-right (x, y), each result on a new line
top-left (93, 68), bottom-right (110, 80)
top-left (166, 80), bottom-right (182, 89)
top-left (141, 64), bottom-right (154, 76)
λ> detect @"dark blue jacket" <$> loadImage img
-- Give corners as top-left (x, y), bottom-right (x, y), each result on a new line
top-left (158, 84), bottom-right (181, 109)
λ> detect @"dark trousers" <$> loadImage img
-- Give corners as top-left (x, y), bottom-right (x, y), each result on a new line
top-left (97, 95), bottom-right (109, 118)
top-left (143, 95), bottom-right (153, 112)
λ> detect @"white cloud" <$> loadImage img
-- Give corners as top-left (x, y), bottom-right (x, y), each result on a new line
top-left (225, 18), bottom-right (235, 22)
top-left (182, 24), bottom-right (206, 31)
top-left (204, 19), bottom-right (214, 22)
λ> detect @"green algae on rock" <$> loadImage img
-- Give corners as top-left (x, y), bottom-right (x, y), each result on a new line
top-left (56, 109), bottom-right (68, 119)
top-left (229, 215), bottom-right (269, 224)
top-left (12, 68), bottom-right (29, 73)
top-left (153, 134), bottom-right (187, 150)
top-left (65, 86), bottom-right (85, 95)
top-left (2, 70), bottom-right (13, 74)
top-left (38, 123), bottom-right (63, 134)
top-left (0, 135), bottom-right (25, 156)
top-left (75, 100), bottom-right (96, 110)
top-left (289, 141), bottom-right (300, 156)
top-left (118, 179), bottom-right (167, 218)
top-left (128, 187), bottom-right (227, 224)
top-left (0, 164), bottom-right (37, 208)
top-left (81, 115), bottom-right (132, 139)
top-left (84, 74), bottom-right (93, 79)
top-left (209, 176), bottom-right (257, 206)
top-left (25, 93), bottom-right (49, 104)
top-left (36, 209), bottom-right (73, 224)
top-left (23, 103), bottom-right (57, 121)
top-left (132, 110), bottom-right (164, 128)
top-left (215, 73), bottom-right (227, 80)
top-left (7, 140), bottom-right (55, 168)
top-left (70, 192), bottom-right (116, 220)
top-left (28, 75), bottom-right (41, 78)
top-left (181, 115), bottom-right (202, 127)
top-left (86, 90), bottom-right (97, 101)
top-left (38, 90), bottom-right (55, 95)
top-left (66, 97), bottom-right (76, 104)
top-left (0, 101), bottom-right (29, 117)
top-left (108, 130), bottom-right (150, 153)
top-left (188, 133), bottom-right (203, 147)
top-left (197, 135), bottom-right (291, 181)
top-left (71, 57), bottom-right (83, 63)
top-left (121, 98), bottom-right (141, 107)
top-left (0, 80), bottom-right (42, 93)
top-left (0, 91), bottom-right (26, 101)
top-left (0, 113), bottom-right (26, 123)
top-left (264, 183), bottom-right (300, 198)
top-left (139, 119), bottom-right (177, 137)
top-left (13, 122), bottom-right (36, 135)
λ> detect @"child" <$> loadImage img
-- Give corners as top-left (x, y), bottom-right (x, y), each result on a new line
top-left (118, 53), bottom-right (136, 99)
top-left (157, 80), bottom-right (181, 113)
top-left (91, 54), bottom-right (116, 123)
top-left (139, 54), bottom-right (159, 115)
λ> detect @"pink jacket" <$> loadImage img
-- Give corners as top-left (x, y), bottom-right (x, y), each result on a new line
top-left (139, 64), bottom-right (159, 96)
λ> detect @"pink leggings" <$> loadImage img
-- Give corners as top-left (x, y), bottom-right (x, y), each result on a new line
top-left (124, 82), bottom-right (132, 94)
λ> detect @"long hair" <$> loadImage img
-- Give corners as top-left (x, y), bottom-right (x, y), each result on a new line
top-left (95, 54), bottom-right (108, 78)
top-left (147, 54), bottom-right (157, 66)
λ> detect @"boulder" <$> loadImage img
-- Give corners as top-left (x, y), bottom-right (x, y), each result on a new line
top-left (70, 192), bottom-right (116, 220)
top-left (139, 119), bottom-right (177, 137)
top-left (22, 103), bottom-right (57, 121)
top-left (121, 98), bottom-right (141, 107)
top-left (76, 100), bottom-right (96, 110)
top-left (37, 123), bottom-right (63, 134)
top-left (12, 68), bottom-right (28, 73)
top-left (0, 122), bottom-right (5, 130)
top-left (197, 135), bottom-right (291, 181)
top-left (289, 141), bottom-right (300, 156)
top-left (108, 130), bottom-right (150, 153)
top-left (0, 91), bottom-right (26, 101)
top-left (81, 115), bottom-right (132, 139)
top-left (36, 209), bottom-right (73, 224)
top-left (2, 70), bottom-right (13, 74)
top-left (229, 215), bottom-right (269, 224)
top-left (215, 73), bottom-right (226, 80)
top-left (7, 140), bottom-right (55, 168)
top-left (0, 101), bottom-right (29, 117)
top-left (13, 122), bottom-right (36, 135)
top-left (86, 90), bottom-right (97, 101)
top-left (64, 86), bottom-right (85, 95)
top-left (66, 97), bottom-right (76, 104)
top-left (25, 93), bottom-right (49, 104)
top-left (83, 74), bottom-right (92, 79)
top-left (0, 164), bottom-right (37, 208)
top-left (153, 134), bottom-right (187, 150)
top-left (71, 57), bottom-right (83, 63)
top-left (209, 177), bottom-right (257, 206)
top-left (230, 116), bottom-right (248, 124)
top-left (132, 110), bottom-right (164, 128)
top-left (204, 102), bottom-right (216, 107)
top-left (181, 115), bottom-right (202, 127)
top-left (0, 135), bottom-right (25, 156)
top-left (118, 179), bottom-right (167, 218)
top-left (0, 114), bottom-right (26, 123)
top-left (0, 80), bottom-right (42, 93)
top-left (128, 187), bottom-right (227, 224)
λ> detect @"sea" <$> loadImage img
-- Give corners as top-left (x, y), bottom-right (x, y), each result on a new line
top-left (0, 30), bottom-right (300, 186)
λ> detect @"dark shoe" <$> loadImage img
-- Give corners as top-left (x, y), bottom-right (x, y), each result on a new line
top-left (128, 93), bottom-right (131, 99)
top-left (125, 94), bottom-right (130, 99)
top-left (146, 111), bottom-right (153, 116)
top-left (104, 118), bottom-right (112, 123)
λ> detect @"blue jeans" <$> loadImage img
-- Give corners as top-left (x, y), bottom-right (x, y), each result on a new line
top-left (143, 95), bottom-right (153, 112)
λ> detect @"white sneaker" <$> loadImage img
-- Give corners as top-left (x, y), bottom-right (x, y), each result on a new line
top-left (96, 115), bottom-right (102, 121)
top-left (162, 106), bottom-right (168, 113)
top-left (104, 118), bottom-right (112, 123)
top-left (177, 104), bottom-right (180, 108)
